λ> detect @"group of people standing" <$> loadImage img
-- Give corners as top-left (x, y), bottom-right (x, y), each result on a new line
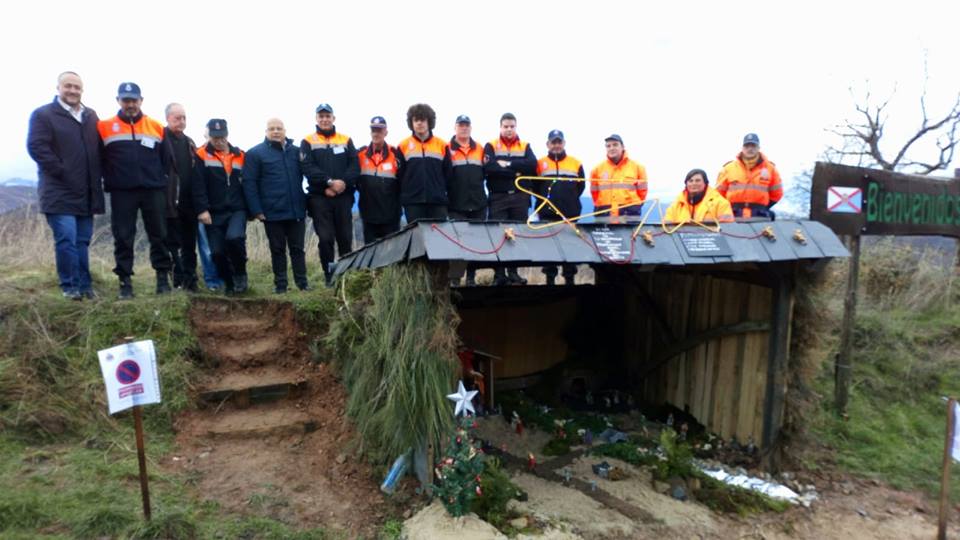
top-left (26, 71), bottom-right (784, 299)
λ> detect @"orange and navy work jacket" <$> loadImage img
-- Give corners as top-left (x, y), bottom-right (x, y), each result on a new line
top-left (483, 137), bottom-right (538, 194)
top-left (299, 127), bottom-right (359, 198)
top-left (715, 152), bottom-right (783, 217)
top-left (663, 186), bottom-right (734, 224)
top-left (192, 142), bottom-right (246, 215)
top-left (356, 143), bottom-right (401, 224)
top-left (448, 138), bottom-right (486, 212)
top-left (397, 133), bottom-right (451, 206)
top-left (535, 152), bottom-right (585, 219)
top-left (97, 112), bottom-right (167, 192)
top-left (589, 152), bottom-right (648, 209)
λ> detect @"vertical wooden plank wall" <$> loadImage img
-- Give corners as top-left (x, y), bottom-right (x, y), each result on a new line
top-left (634, 272), bottom-right (775, 445)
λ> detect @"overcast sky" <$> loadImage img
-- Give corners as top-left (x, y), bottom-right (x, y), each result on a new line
top-left (4, 1), bottom-right (958, 211)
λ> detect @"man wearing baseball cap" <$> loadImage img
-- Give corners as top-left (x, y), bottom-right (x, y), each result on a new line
top-left (536, 129), bottom-right (585, 285)
top-left (193, 119), bottom-right (249, 294)
top-left (589, 134), bottom-right (648, 221)
top-left (97, 82), bottom-right (173, 299)
top-left (715, 133), bottom-right (783, 219)
top-left (447, 114), bottom-right (485, 286)
top-left (299, 103), bottom-right (359, 286)
top-left (356, 116), bottom-right (402, 243)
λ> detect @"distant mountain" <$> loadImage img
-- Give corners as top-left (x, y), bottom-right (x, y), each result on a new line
top-left (1, 177), bottom-right (38, 187)
top-left (0, 183), bottom-right (38, 215)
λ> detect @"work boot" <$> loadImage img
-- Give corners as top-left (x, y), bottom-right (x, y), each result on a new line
top-left (545, 274), bottom-right (556, 286)
top-left (233, 274), bottom-right (249, 294)
top-left (563, 273), bottom-right (577, 286)
top-left (118, 277), bottom-right (134, 300)
top-left (62, 290), bottom-right (82, 301)
top-left (273, 286), bottom-right (288, 294)
top-left (465, 277), bottom-right (477, 287)
top-left (183, 274), bottom-right (199, 293)
top-left (156, 272), bottom-right (172, 295)
top-left (324, 273), bottom-right (334, 288)
top-left (171, 253), bottom-right (185, 288)
top-left (492, 269), bottom-right (509, 286)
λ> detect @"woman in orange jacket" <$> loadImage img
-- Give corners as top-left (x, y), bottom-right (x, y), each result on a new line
top-left (663, 169), bottom-right (734, 224)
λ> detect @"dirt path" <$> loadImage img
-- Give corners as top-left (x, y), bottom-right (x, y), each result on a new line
top-left (164, 298), bottom-right (390, 537)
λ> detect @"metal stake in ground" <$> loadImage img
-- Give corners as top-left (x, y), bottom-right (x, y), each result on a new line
top-left (125, 336), bottom-right (152, 521)
top-left (938, 397), bottom-right (956, 540)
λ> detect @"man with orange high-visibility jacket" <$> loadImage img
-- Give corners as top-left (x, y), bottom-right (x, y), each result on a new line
top-left (589, 134), bottom-right (647, 218)
top-left (356, 116), bottom-right (402, 243)
top-left (715, 133), bottom-right (782, 219)
top-left (97, 82), bottom-right (173, 299)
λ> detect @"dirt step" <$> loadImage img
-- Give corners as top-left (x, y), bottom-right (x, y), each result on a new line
top-left (190, 405), bottom-right (317, 440)
top-left (198, 367), bottom-right (307, 408)
top-left (206, 334), bottom-right (293, 367)
top-left (196, 317), bottom-right (274, 334)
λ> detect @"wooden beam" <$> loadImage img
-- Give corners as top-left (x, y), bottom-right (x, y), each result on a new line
top-left (835, 235), bottom-right (861, 414)
top-left (761, 265), bottom-right (794, 471)
top-left (640, 320), bottom-right (770, 378)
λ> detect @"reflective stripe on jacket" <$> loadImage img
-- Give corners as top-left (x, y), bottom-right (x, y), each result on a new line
top-left (357, 143), bottom-right (402, 224)
top-left (97, 112), bottom-right (167, 191)
top-left (448, 138), bottom-right (486, 212)
top-left (589, 152), bottom-right (648, 208)
top-left (397, 133), bottom-right (451, 206)
top-left (536, 153), bottom-right (585, 219)
top-left (715, 152), bottom-right (783, 209)
top-left (192, 143), bottom-right (246, 215)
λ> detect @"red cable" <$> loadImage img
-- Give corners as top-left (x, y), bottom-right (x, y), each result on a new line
top-left (430, 224), bottom-right (509, 255)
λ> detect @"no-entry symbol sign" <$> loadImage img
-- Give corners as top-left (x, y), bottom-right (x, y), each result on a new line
top-left (98, 340), bottom-right (161, 414)
top-left (116, 360), bottom-right (141, 384)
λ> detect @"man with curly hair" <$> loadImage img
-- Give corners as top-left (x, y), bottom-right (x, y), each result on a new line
top-left (396, 103), bottom-right (452, 222)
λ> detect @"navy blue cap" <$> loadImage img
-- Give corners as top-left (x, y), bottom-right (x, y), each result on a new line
top-left (315, 103), bottom-right (334, 114)
top-left (369, 116), bottom-right (387, 128)
top-left (117, 82), bottom-right (142, 100)
top-left (742, 132), bottom-right (760, 146)
top-left (547, 129), bottom-right (565, 142)
top-left (604, 133), bottom-right (624, 145)
top-left (455, 114), bottom-right (471, 125)
top-left (206, 118), bottom-right (228, 137)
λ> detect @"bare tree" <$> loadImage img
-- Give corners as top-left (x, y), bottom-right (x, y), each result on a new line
top-left (825, 79), bottom-right (960, 175)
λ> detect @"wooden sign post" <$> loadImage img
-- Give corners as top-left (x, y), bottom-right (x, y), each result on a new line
top-left (811, 163), bottom-right (960, 414)
top-left (97, 336), bottom-right (162, 522)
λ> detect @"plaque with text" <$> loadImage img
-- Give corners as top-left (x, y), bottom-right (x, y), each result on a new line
top-left (678, 232), bottom-right (733, 257)
top-left (589, 227), bottom-right (632, 260)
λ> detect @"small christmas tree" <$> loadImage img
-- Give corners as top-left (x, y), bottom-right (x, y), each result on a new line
top-left (434, 380), bottom-right (486, 517)
top-left (434, 415), bottom-right (486, 516)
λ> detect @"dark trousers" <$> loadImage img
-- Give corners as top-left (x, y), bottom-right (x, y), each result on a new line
top-left (362, 220), bottom-right (401, 244)
top-left (308, 195), bottom-right (353, 275)
top-left (205, 210), bottom-right (247, 288)
top-left (110, 188), bottom-right (172, 278)
top-left (404, 204), bottom-right (448, 223)
top-left (264, 219), bottom-right (307, 289)
top-left (488, 197), bottom-right (527, 279)
top-left (448, 208), bottom-right (485, 282)
top-left (45, 213), bottom-right (93, 294)
top-left (165, 210), bottom-right (198, 287)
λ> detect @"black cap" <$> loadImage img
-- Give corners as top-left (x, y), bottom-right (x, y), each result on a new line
top-left (742, 133), bottom-right (760, 146)
top-left (369, 116), bottom-right (387, 128)
top-left (604, 134), bottom-right (624, 145)
top-left (117, 82), bottom-right (142, 100)
top-left (455, 114), bottom-right (471, 125)
top-left (315, 103), bottom-right (334, 114)
top-left (207, 118), bottom-right (228, 137)
top-left (547, 129), bottom-right (564, 142)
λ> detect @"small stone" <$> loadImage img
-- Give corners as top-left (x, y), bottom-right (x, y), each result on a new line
top-left (403, 509), bottom-right (412, 519)
top-left (335, 453), bottom-right (348, 465)
top-left (198, 451), bottom-right (210, 459)
top-left (653, 480), bottom-right (671, 494)
top-left (509, 516), bottom-right (529, 529)
top-left (856, 508), bottom-right (868, 518)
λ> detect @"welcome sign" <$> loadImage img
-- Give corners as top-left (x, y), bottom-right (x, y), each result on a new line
top-left (810, 162), bottom-right (960, 238)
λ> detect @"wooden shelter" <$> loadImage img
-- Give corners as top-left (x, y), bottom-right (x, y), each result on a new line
top-left (335, 218), bottom-right (848, 468)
